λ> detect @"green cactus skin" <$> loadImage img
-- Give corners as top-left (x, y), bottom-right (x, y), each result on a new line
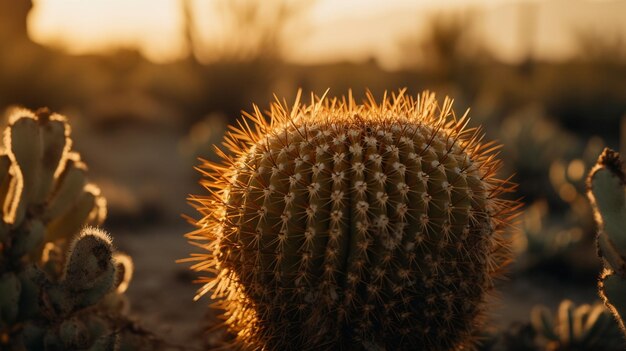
top-left (24, 310), bottom-right (119, 351)
top-left (5, 228), bottom-right (121, 350)
top-left (0, 272), bottom-right (20, 327)
top-left (587, 147), bottom-right (626, 335)
top-left (0, 108), bottom-right (137, 350)
top-left (43, 228), bottom-right (118, 317)
top-left (65, 228), bottom-right (116, 294)
top-left (186, 90), bottom-right (520, 350)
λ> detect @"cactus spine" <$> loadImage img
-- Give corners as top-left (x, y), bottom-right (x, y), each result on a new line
top-left (587, 147), bottom-right (626, 335)
top-left (187, 90), bottom-right (519, 350)
top-left (0, 108), bottom-right (135, 350)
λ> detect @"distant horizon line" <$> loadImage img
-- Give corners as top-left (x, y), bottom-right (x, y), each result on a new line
top-left (27, 0), bottom-right (626, 69)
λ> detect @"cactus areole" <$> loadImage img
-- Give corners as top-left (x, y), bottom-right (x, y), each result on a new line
top-left (187, 90), bottom-right (519, 350)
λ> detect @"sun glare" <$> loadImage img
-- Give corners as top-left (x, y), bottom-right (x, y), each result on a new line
top-left (26, 0), bottom-right (626, 67)
top-left (28, 0), bottom-right (187, 62)
top-left (27, 0), bottom-right (511, 66)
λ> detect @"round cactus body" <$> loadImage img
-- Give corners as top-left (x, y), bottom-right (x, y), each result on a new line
top-left (187, 90), bottom-right (519, 350)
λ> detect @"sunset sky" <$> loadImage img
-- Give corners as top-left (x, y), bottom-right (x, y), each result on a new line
top-left (28, 0), bottom-right (625, 68)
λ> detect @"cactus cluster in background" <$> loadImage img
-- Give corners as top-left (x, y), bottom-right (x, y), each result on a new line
top-left (186, 90), bottom-right (519, 350)
top-left (486, 299), bottom-right (624, 351)
top-left (529, 300), bottom-right (624, 350)
top-left (587, 147), bottom-right (626, 336)
top-left (0, 109), bottom-right (136, 350)
top-left (500, 106), bottom-right (605, 278)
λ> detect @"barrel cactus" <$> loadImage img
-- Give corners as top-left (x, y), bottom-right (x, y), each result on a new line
top-left (186, 90), bottom-right (519, 350)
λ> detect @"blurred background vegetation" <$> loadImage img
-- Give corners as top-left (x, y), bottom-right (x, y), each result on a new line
top-left (1, 0), bottom-right (625, 348)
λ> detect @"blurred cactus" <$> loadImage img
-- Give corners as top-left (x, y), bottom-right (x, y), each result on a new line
top-left (0, 108), bottom-right (145, 350)
top-left (530, 300), bottom-right (623, 350)
top-left (486, 300), bottom-right (623, 351)
top-left (186, 90), bottom-right (519, 350)
top-left (586, 147), bottom-right (626, 335)
top-left (502, 107), bottom-right (603, 277)
top-left (511, 198), bottom-right (599, 277)
top-left (500, 106), bottom-right (581, 206)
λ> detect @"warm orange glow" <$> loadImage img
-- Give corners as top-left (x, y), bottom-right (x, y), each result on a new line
top-left (567, 159), bottom-right (585, 181)
top-left (185, 89), bottom-right (520, 349)
top-left (29, 0), bottom-right (188, 62)
top-left (27, 0), bottom-right (626, 67)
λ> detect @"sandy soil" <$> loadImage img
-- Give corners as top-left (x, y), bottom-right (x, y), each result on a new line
top-left (115, 225), bottom-right (210, 350)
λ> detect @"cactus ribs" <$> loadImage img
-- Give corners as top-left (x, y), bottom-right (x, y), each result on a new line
top-left (186, 90), bottom-right (520, 350)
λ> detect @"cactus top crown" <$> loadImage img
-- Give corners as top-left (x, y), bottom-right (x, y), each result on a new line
top-left (187, 90), bottom-right (519, 350)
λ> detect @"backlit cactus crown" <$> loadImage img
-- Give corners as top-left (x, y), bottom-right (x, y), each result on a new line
top-left (1, 108), bottom-right (106, 241)
top-left (187, 90), bottom-right (519, 350)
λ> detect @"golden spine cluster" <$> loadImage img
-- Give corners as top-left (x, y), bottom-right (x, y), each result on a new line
top-left (186, 90), bottom-right (519, 350)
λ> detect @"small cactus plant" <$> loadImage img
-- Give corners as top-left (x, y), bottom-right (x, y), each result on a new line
top-left (485, 299), bottom-right (624, 351)
top-left (0, 108), bottom-right (136, 350)
top-left (20, 227), bottom-right (122, 350)
top-left (186, 90), bottom-right (519, 350)
top-left (529, 300), bottom-right (623, 350)
top-left (587, 147), bottom-right (626, 335)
